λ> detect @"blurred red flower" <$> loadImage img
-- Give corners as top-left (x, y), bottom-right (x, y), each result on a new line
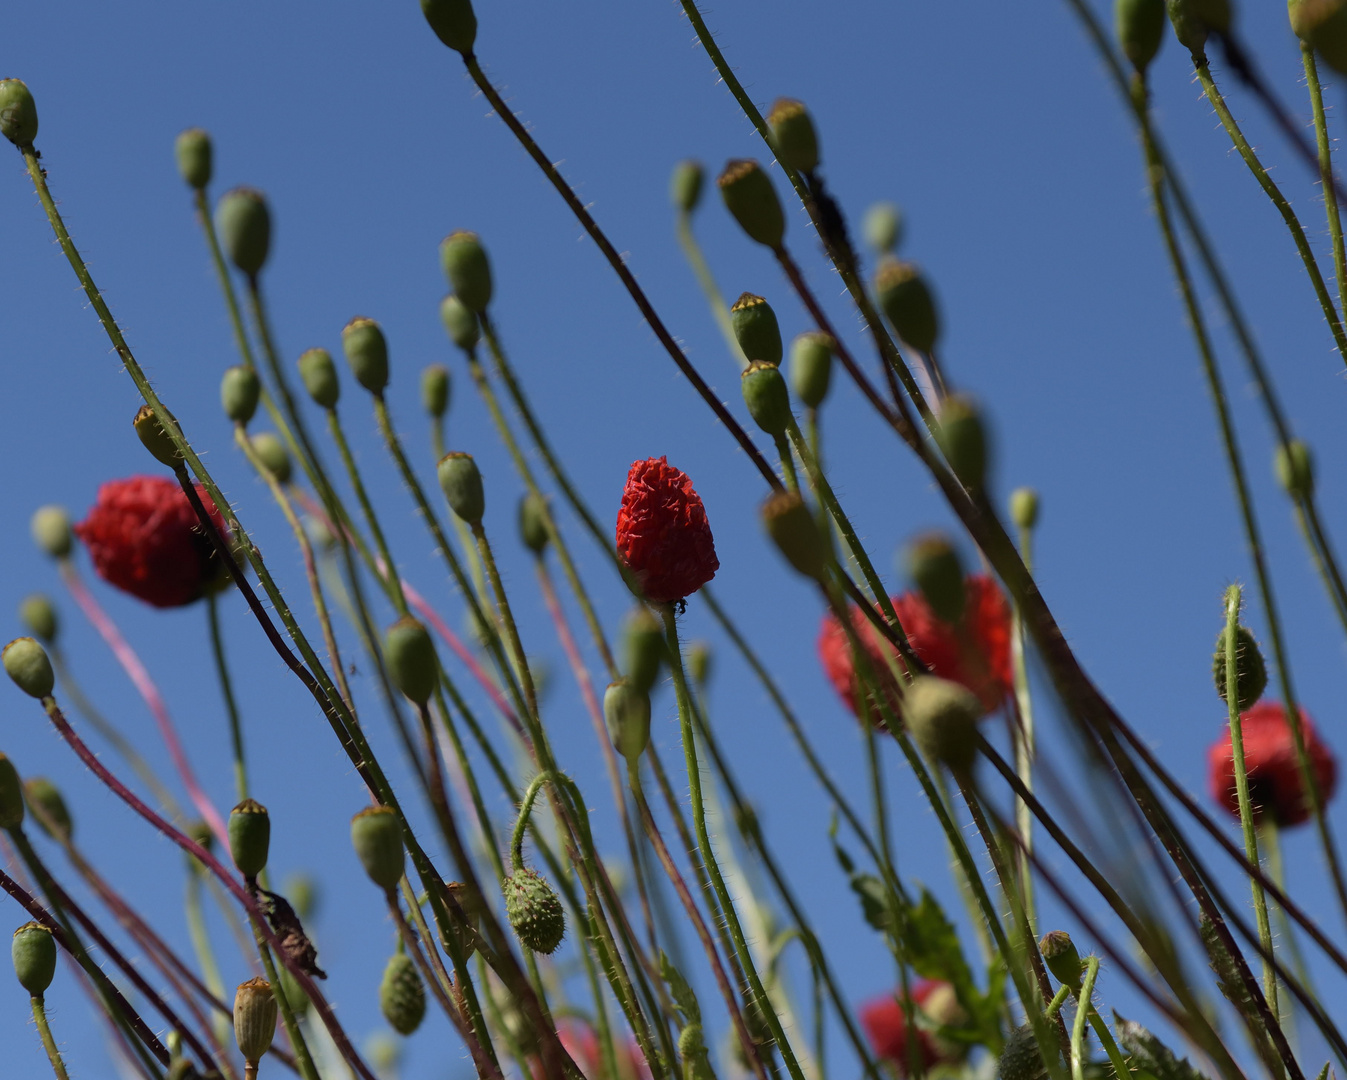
top-left (532, 1021), bottom-right (648, 1080)
top-left (1208, 701), bottom-right (1337, 828)
top-left (615, 457), bottom-right (718, 604)
top-left (859, 981), bottom-right (964, 1076)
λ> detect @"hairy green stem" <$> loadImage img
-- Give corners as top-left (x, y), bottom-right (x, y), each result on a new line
top-left (1301, 45), bottom-right (1347, 317)
top-left (31, 995), bottom-right (71, 1080)
top-left (675, 209), bottom-right (746, 367)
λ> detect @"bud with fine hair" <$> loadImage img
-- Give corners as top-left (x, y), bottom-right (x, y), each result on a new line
top-left (904, 533), bottom-right (965, 625)
top-left (31, 507), bottom-right (72, 559)
top-left (604, 679), bottom-right (651, 764)
top-left (1038, 930), bottom-right (1084, 992)
top-left (20, 595), bottom-right (57, 643)
top-left (228, 799), bottom-right (271, 880)
top-left (134, 404), bottom-right (184, 468)
top-left (251, 432), bottom-right (291, 484)
top-left (936, 395), bottom-right (988, 490)
top-left (440, 295), bottom-right (479, 351)
top-left (222, 366), bottom-right (262, 424)
top-left (730, 292), bottom-right (783, 366)
top-left (234, 977), bottom-right (278, 1065)
top-left (1009, 487), bottom-right (1039, 531)
top-left (503, 868), bottom-right (566, 954)
top-left (12, 922), bottom-right (56, 996)
top-left (380, 950), bottom-right (427, 1035)
top-left (0, 79), bottom-right (39, 146)
top-left (422, 364), bottom-right (451, 419)
top-left (385, 617), bottom-right (439, 706)
top-left (1275, 440), bottom-right (1314, 499)
top-left (298, 348), bottom-right (340, 409)
top-left (342, 317), bottom-right (389, 395)
top-left (438, 452), bottom-right (485, 525)
top-left (352, 806), bottom-right (404, 891)
top-left (421, 0), bottom-right (478, 54)
top-left (175, 128), bottom-right (213, 189)
top-left (0, 756), bottom-right (24, 831)
top-left (718, 160), bottom-right (786, 249)
top-left (767, 98), bottom-right (820, 174)
top-left (762, 491), bottom-right (827, 581)
top-left (1117, 0), bottom-right (1167, 71)
top-left (689, 641), bottom-right (712, 688)
top-left (440, 231), bottom-right (493, 313)
top-left (4, 638), bottom-right (54, 700)
top-left (24, 778), bottom-right (71, 840)
top-left (622, 607), bottom-right (665, 695)
top-left (875, 257), bottom-right (940, 354)
top-left (215, 188), bottom-right (271, 277)
top-left (1213, 624), bottom-right (1267, 712)
top-left (863, 202), bottom-right (903, 255)
top-left (741, 362), bottom-right (793, 437)
top-left (904, 675), bottom-right (984, 781)
top-left (670, 160), bottom-right (704, 213)
top-left (790, 333), bottom-right (833, 410)
top-left (518, 492), bottom-right (551, 555)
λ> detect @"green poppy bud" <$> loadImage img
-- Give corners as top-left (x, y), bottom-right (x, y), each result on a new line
top-left (380, 951), bottom-right (427, 1035)
top-left (298, 348), bottom-right (340, 409)
top-left (518, 492), bottom-right (551, 555)
top-left (767, 98), bottom-right (820, 174)
top-left (420, 0), bottom-right (478, 54)
top-left (351, 806), bottom-right (404, 891)
top-left (439, 295), bottom-right (479, 351)
top-left (0, 755), bottom-right (24, 831)
top-left (935, 395), bottom-right (988, 490)
top-left (175, 128), bottom-right (213, 190)
top-left (228, 799), bottom-right (271, 879)
top-left (1166, 0), bottom-right (1230, 56)
top-left (904, 533), bottom-right (965, 625)
top-left (1038, 930), bottom-right (1084, 992)
top-left (0, 79), bottom-right (38, 147)
top-left (622, 607), bottom-right (665, 695)
top-left (19, 595), bottom-right (57, 643)
top-left (503, 867), bottom-right (566, 954)
top-left (4, 638), bottom-right (54, 699)
top-left (1213, 625), bottom-right (1268, 711)
top-left (1274, 439), bottom-right (1314, 499)
top-left (134, 404), bottom-right (184, 468)
top-left (233, 977), bottom-right (278, 1065)
top-left (789, 332), bottom-right (833, 409)
top-left (250, 432), bottom-right (291, 484)
top-left (904, 675), bottom-right (983, 780)
top-left (863, 202), bottom-right (903, 255)
top-left (385, 616), bottom-right (439, 706)
top-left (688, 641), bottom-right (712, 687)
top-left (1117, 0), bottom-right (1167, 71)
top-left (730, 292), bottom-right (784, 366)
top-left (215, 188), bottom-right (271, 277)
top-left (282, 872), bottom-right (319, 921)
top-left (761, 491), bottom-right (827, 581)
top-left (1009, 487), bottom-right (1039, 530)
top-left (31, 507), bottom-right (72, 559)
top-left (1295, 1), bottom-right (1347, 74)
top-left (187, 820), bottom-right (214, 852)
top-left (718, 160), bottom-right (786, 249)
top-left (421, 364), bottom-right (451, 419)
top-left (875, 257), bottom-right (940, 354)
top-left (342, 317), bottom-right (389, 395)
top-left (278, 965), bottom-right (309, 1020)
top-left (604, 679), bottom-right (651, 764)
top-left (998, 1025), bottom-right (1051, 1080)
top-left (12, 922), bottom-right (56, 996)
top-left (221, 365), bottom-right (261, 425)
top-left (438, 451), bottom-right (485, 525)
top-left (24, 778), bottom-right (71, 840)
top-left (741, 361), bottom-right (792, 437)
top-left (440, 231), bottom-right (493, 313)
top-left (670, 160), bottom-right (704, 213)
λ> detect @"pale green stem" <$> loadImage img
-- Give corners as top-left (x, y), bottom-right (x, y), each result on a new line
top-left (773, 431), bottom-right (800, 492)
top-left (471, 521), bottom-right (539, 720)
top-left (1302, 45), bottom-right (1347, 318)
top-left (1045, 984), bottom-right (1071, 1020)
top-left (31, 995), bottom-right (71, 1080)
top-left (1070, 959), bottom-right (1097, 1080)
top-left (207, 593), bottom-right (248, 802)
top-left (1073, 958), bottom-right (1134, 1080)
top-left (675, 209), bottom-right (746, 368)
top-left (510, 771), bottom-right (554, 872)
top-left (184, 866), bottom-right (233, 1054)
top-left (1012, 521), bottom-right (1037, 933)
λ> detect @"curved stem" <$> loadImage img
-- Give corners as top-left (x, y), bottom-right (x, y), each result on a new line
top-left (31, 996), bottom-right (71, 1080)
top-left (510, 772), bottom-right (554, 873)
top-left (1069, 958), bottom-right (1098, 1080)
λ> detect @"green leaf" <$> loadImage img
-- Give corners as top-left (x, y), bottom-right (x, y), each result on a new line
top-left (1114, 1015), bottom-right (1211, 1080)
top-left (659, 951), bottom-right (702, 1028)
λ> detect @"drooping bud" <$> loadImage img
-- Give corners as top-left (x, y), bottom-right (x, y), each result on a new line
top-left (503, 867), bottom-right (566, 954)
top-left (12, 923), bottom-right (56, 996)
top-left (718, 160), bottom-right (786, 249)
top-left (1274, 440), bottom-right (1314, 499)
top-left (1213, 625), bottom-right (1268, 711)
top-left (228, 799), bottom-right (271, 879)
top-left (1117, 0), bottom-right (1167, 71)
top-left (233, 977), bottom-right (278, 1065)
top-left (251, 432), bottom-right (291, 484)
top-left (175, 128), bottom-right (213, 190)
top-left (997, 1025), bottom-right (1050, 1080)
top-left (1296, 1), bottom-right (1347, 75)
top-left (298, 348), bottom-right (340, 409)
top-left (622, 607), bottom-right (665, 695)
top-left (604, 679), bottom-right (652, 764)
top-left (741, 362), bottom-right (793, 436)
top-left (518, 492), bottom-right (551, 555)
top-left (0, 756), bottom-right (23, 831)
top-left (1038, 930), bottom-right (1084, 992)
top-left (440, 231), bottom-right (493, 313)
top-left (31, 507), bottom-right (72, 559)
top-left (904, 533), bottom-right (965, 625)
top-left (875, 257), bottom-right (940, 354)
top-left (689, 641), bottom-right (713, 687)
top-left (420, 0), bottom-right (478, 55)
top-left (438, 452), bottom-right (485, 525)
top-left (3, 638), bottom-right (54, 699)
top-left (863, 202), bottom-right (903, 255)
top-left (384, 617), bottom-right (439, 706)
top-left (134, 404), bottom-right (184, 468)
top-left (351, 806), bottom-right (404, 891)
top-left (789, 333), bottom-right (833, 410)
top-left (342, 317), bottom-right (389, 395)
top-left (761, 491), bottom-right (827, 581)
top-left (904, 675), bottom-right (984, 780)
top-left (215, 188), bottom-right (271, 277)
top-left (439, 295), bottom-right (479, 351)
top-left (670, 160), bottom-right (705, 213)
top-left (19, 595), bottom-right (57, 643)
top-left (767, 98), bottom-right (820, 175)
top-left (221, 366), bottom-right (261, 424)
top-left (25, 779), bottom-right (71, 840)
top-left (1009, 487), bottom-right (1039, 531)
top-left (935, 395), bottom-right (988, 490)
top-left (730, 293), bottom-right (784, 366)
top-left (421, 364), bottom-right (451, 419)
top-left (380, 951), bottom-right (427, 1035)
top-left (0, 79), bottom-right (38, 147)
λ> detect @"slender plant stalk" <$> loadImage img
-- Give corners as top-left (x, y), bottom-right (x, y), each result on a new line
top-left (675, 208), bottom-right (746, 367)
top-left (207, 593), bottom-right (249, 802)
top-left (30, 995), bottom-right (71, 1080)
top-left (1301, 44), bottom-right (1347, 317)
top-left (1011, 515), bottom-right (1037, 932)
top-left (1069, 959), bottom-right (1098, 1080)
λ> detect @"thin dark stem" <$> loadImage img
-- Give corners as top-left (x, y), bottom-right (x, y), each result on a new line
top-left (207, 593), bottom-right (249, 802)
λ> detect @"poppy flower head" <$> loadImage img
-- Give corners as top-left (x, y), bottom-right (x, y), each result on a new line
top-left (615, 457), bottom-right (718, 604)
top-left (74, 476), bottom-right (229, 609)
top-left (532, 1022), bottom-right (649, 1080)
top-left (1208, 701), bottom-right (1337, 828)
top-left (859, 981), bottom-right (965, 1076)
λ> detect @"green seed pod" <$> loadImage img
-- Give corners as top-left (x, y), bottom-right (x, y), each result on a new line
top-left (175, 128), bottom-right (213, 190)
top-left (1274, 439), bottom-right (1314, 499)
top-left (1009, 487), bottom-right (1039, 531)
top-left (604, 679), bottom-right (652, 764)
top-left (761, 491), bottom-right (827, 581)
top-left (1166, 0), bottom-right (1230, 56)
top-left (874, 257), bottom-right (940, 354)
top-left (0, 79), bottom-right (38, 146)
top-left (31, 507), bottom-right (72, 560)
top-left (718, 159), bottom-right (786, 249)
top-left (380, 951), bottom-right (427, 1035)
top-left (385, 616), bottom-right (439, 706)
top-left (421, 364), bottom-right (451, 420)
top-left (251, 432), bottom-right (291, 484)
top-left (233, 977), bottom-right (278, 1065)
top-left (342, 317), bottom-right (389, 395)
top-left (863, 202), bottom-right (903, 255)
top-left (228, 799), bottom-right (271, 879)
top-left (12, 922), bottom-right (56, 996)
top-left (366, 1033), bottom-right (402, 1077)
top-left (3, 638), bottom-right (54, 699)
top-left (503, 867), bottom-right (566, 954)
top-left (518, 492), bottom-right (551, 555)
top-left (440, 231), bottom-right (493, 313)
top-left (420, 0), bottom-right (478, 55)
top-left (741, 361), bottom-right (793, 437)
top-left (789, 333), bottom-right (834, 410)
top-left (1295, 2), bottom-right (1347, 74)
top-left (670, 160), bottom-right (704, 213)
top-left (1038, 930), bottom-right (1084, 992)
top-left (998, 1025), bottom-right (1050, 1080)
top-left (282, 872), bottom-right (319, 921)
top-left (622, 607), bottom-right (665, 695)
top-left (221, 365), bottom-right (261, 425)
top-left (1117, 0), bottom-right (1167, 71)
top-left (0, 755), bottom-right (24, 831)
top-left (19, 594), bottom-right (57, 643)
top-left (767, 98), bottom-right (820, 175)
top-left (688, 641), bottom-right (712, 688)
top-left (351, 806), bottom-right (404, 891)
top-left (134, 404), bottom-right (184, 467)
top-left (935, 395), bottom-right (988, 490)
top-left (298, 348), bottom-right (340, 409)
top-left (24, 778), bottom-right (71, 840)
top-left (278, 965), bottom-right (309, 1020)
top-left (1213, 625), bottom-right (1268, 711)
top-left (730, 293), bottom-right (784, 366)
top-left (215, 188), bottom-right (271, 277)
top-left (439, 295), bottom-right (479, 352)
top-left (904, 675), bottom-right (984, 780)
top-left (904, 533), bottom-right (965, 625)
top-left (438, 452), bottom-right (485, 524)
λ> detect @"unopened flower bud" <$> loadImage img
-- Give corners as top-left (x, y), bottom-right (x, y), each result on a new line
top-left (518, 492), bottom-right (551, 555)
top-left (731, 293), bottom-right (784, 366)
top-left (1166, 0), bottom-right (1230, 57)
top-left (31, 507), bottom-right (72, 559)
top-left (689, 641), bottom-right (713, 688)
top-left (228, 799), bottom-right (271, 879)
top-left (1117, 0), bottom-right (1167, 71)
top-left (789, 333), bottom-right (833, 410)
top-left (767, 98), bottom-right (820, 174)
top-left (761, 491), bottom-right (827, 581)
top-left (935, 395), bottom-right (988, 490)
top-left (440, 231), bottom-right (493, 313)
top-left (863, 202), bottom-right (903, 255)
top-left (134, 404), bottom-right (184, 467)
top-left (1274, 439), bottom-right (1314, 499)
top-left (438, 452), bottom-right (485, 525)
top-left (1038, 930), bottom-right (1084, 992)
top-left (380, 951), bottom-right (427, 1035)
top-left (25, 778), bottom-right (70, 840)
top-left (19, 595), bottom-right (57, 643)
top-left (352, 806), bottom-right (404, 890)
top-left (622, 608), bottom-right (665, 695)
top-left (670, 160), bottom-right (704, 213)
top-left (875, 257), bottom-right (939, 354)
top-left (718, 160), bottom-right (786, 249)
top-left (385, 617), bottom-right (438, 706)
top-left (3, 638), bottom-right (54, 700)
top-left (298, 348), bottom-right (340, 409)
top-left (904, 675), bottom-right (983, 780)
top-left (604, 679), bottom-right (651, 764)
top-left (175, 128), bottom-right (212, 190)
top-left (221, 366), bottom-right (261, 424)
top-left (12, 922), bottom-right (56, 996)
top-left (215, 188), bottom-right (271, 277)
top-left (998, 1024), bottom-right (1051, 1080)
top-left (1213, 625), bottom-right (1267, 711)
top-left (503, 867), bottom-right (566, 954)
top-left (342, 317), bottom-right (389, 395)
top-left (278, 966), bottom-right (309, 1020)
top-left (1009, 487), bottom-right (1039, 530)
top-left (282, 873), bottom-right (319, 921)
top-left (0, 79), bottom-right (38, 146)
top-left (741, 361), bottom-right (793, 437)
top-left (251, 432), bottom-right (291, 484)
top-left (233, 977), bottom-right (278, 1065)
top-left (905, 533), bottom-right (965, 625)
top-left (420, 0), bottom-right (478, 54)
top-left (440, 295), bottom-right (479, 351)
top-left (0, 756), bottom-right (22, 831)
top-left (421, 364), bottom-right (451, 419)
top-left (1295, 1), bottom-right (1347, 74)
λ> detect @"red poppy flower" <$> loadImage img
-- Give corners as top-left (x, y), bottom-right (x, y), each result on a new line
top-left (817, 573), bottom-right (1012, 719)
top-left (532, 1022), bottom-right (648, 1080)
top-left (74, 476), bottom-right (229, 609)
top-left (860, 981), bottom-right (965, 1076)
top-left (615, 457), bottom-right (718, 604)
top-left (1208, 701), bottom-right (1337, 828)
